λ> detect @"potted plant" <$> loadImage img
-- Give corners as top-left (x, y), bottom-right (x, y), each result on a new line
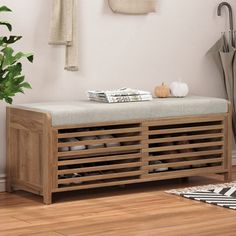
top-left (0, 5), bottom-right (33, 104)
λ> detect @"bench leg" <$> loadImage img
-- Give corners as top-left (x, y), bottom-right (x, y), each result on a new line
top-left (224, 172), bottom-right (232, 182)
top-left (43, 192), bottom-right (52, 205)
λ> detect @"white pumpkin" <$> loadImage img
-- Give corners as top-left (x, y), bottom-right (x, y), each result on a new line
top-left (170, 81), bottom-right (189, 97)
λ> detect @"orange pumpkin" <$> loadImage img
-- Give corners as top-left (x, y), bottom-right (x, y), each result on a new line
top-left (154, 83), bottom-right (170, 98)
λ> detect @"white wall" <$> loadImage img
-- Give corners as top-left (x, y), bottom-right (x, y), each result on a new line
top-left (0, 0), bottom-right (236, 190)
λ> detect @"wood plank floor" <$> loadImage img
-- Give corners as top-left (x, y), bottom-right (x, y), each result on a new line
top-left (1, 169), bottom-right (236, 236)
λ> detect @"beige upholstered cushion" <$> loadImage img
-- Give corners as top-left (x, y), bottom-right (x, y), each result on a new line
top-left (108, 0), bottom-right (156, 14)
top-left (16, 96), bottom-right (228, 126)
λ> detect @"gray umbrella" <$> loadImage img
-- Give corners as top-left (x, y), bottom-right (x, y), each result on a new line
top-left (208, 2), bottom-right (236, 135)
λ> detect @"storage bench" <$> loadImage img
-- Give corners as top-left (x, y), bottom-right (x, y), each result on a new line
top-left (6, 96), bottom-right (232, 204)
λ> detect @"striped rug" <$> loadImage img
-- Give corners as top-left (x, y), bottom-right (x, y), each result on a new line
top-left (166, 182), bottom-right (236, 210)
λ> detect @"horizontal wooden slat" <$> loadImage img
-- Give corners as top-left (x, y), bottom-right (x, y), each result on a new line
top-left (147, 157), bottom-right (223, 170)
top-left (58, 153), bottom-right (142, 166)
top-left (146, 166), bottom-right (226, 180)
top-left (58, 144), bottom-right (142, 157)
top-left (146, 133), bottom-right (224, 144)
top-left (58, 170), bottom-right (143, 184)
top-left (53, 166), bottom-right (226, 192)
top-left (58, 150), bottom-right (139, 160)
top-left (148, 149), bottom-right (223, 161)
top-left (143, 115), bottom-right (224, 127)
top-left (145, 141), bottom-right (224, 153)
top-left (56, 121), bottom-right (141, 129)
top-left (58, 136), bottom-right (141, 148)
top-left (58, 127), bottom-right (142, 139)
top-left (147, 125), bottom-right (224, 135)
top-left (55, 178), bottom-right (144, 192)
top-left (58, 162), bottom-right (142, 174)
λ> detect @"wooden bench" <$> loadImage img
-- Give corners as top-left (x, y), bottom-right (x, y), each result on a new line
top-left (6, 96), bottom-right (232, 204)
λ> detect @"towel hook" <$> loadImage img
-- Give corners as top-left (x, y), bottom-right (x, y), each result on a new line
top-left (217, 2), bottom-right (234, 31)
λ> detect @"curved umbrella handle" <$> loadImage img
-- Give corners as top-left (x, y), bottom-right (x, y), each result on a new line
top-left (217, 2), bottom-right (234, 31)
top-left (217, 2), bottom-right (234, 47)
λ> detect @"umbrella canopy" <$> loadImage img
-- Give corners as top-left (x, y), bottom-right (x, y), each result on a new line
top-left (208, 2), bottom-right (236, 136)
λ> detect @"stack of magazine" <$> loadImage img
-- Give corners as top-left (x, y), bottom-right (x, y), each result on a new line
top-left (88, 88), bottom-right (153, 103)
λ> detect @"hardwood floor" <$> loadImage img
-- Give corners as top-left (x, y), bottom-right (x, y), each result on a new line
top-left (1, 169), bottom-right (236, 236)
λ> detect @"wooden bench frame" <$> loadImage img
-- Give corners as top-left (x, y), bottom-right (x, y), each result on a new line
top-left (6, 105), bottom-right (232, 204)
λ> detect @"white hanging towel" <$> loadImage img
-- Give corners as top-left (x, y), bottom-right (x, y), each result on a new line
top-left (49, 0), bottom-right (79, 71)
top-left (108, 0), bottom-right (156, 14)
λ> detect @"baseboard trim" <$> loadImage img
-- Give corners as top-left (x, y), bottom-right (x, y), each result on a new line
top-left (0, 174), bottom-right (5, 192)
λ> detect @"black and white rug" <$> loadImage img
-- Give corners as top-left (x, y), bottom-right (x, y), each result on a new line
top-left (166, 182), bottom-right (236, 210)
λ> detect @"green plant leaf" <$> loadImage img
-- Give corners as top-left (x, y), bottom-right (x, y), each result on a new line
top-left (14, 52), bottom-right (34, 63)
top-left (1, 48), bottom-right (34, 67)
top-left (1, 47), bottom-right (14, 66)
top-left (5, 63), bottom-right (22, 82)
top-left (0, 21), bottom-right (12, 31)
top-left (27, 54), bottom-right (34, 62)
top-left (0, 6), bottom-right (12, 12)
top-left (0, 69), bottom-right (7, 80)
top-left (15, 75), bottom-right (25, 84)
top-left (0, 37), bottom-right (5, 46)
top-left (20, 82), bottom-right (31, 89)
top-left (0, 5), bottom-right (33, 104)
top-left (3, 36), bottom-right (22, 44)
top-left (5, 97), bottom-right (13, 104)
top-left (0, 54), bottom-right (3, 64)
top-left (0, 36), bottom-right (22, 47)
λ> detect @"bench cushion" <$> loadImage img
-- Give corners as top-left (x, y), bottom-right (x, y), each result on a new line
top-left (15, 96), bottom-right (229, 126)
